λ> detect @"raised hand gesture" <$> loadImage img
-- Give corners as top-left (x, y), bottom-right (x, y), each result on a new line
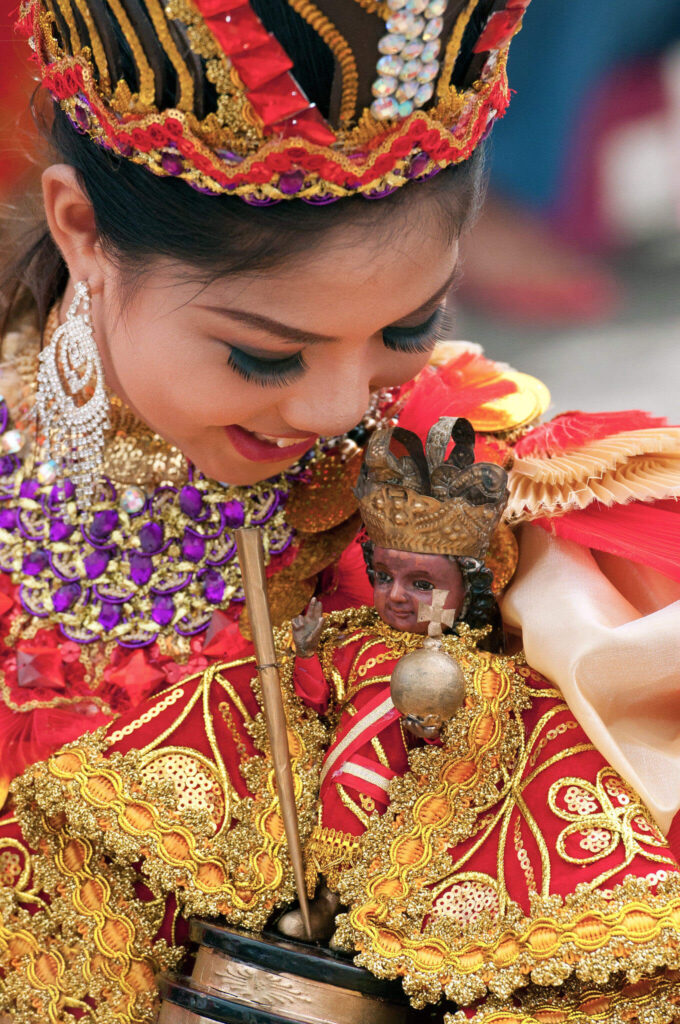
top-left (292, 597), bottom-right (324, 658)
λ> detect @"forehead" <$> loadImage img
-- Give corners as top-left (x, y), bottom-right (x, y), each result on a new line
top-left (373, 547), bottom-right (459, 579)
top-left (171, 216), bottom-right (457, 336)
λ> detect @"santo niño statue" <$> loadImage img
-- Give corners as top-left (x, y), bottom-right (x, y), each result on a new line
top-left (3, 418), bottom-right (680, 1024)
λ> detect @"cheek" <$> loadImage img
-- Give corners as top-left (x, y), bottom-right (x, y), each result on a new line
top-left (371, 346), bottom-right (435, 387)
top-left (443, 577), bottom-right (466, 611)
top-left (103, 319), bottom-right (267, 432)
top-left (406, 587), bottom-right (429, 608)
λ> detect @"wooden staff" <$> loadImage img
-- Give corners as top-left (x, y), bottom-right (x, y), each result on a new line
top-left (235, 528), bottom-right (312, 941)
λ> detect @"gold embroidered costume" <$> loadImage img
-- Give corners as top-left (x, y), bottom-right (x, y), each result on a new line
top-left (0, 612), bottom-right (679, 1021)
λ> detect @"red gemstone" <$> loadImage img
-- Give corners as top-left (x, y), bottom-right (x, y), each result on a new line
top-left (206, 6), bottom-right (270, 56)
top-left (16, 646), bottom-right (66, 691)
top-left (248, 73), bottom-right (310, 128)
top-left (231, 38), bottom-right (293, 89)
top-left (273, 106), bottom-right (336, 146)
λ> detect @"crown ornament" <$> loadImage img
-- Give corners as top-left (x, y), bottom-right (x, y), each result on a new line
top-left (355, 416), bottom-right (509, 558)
top-left (18, 0), bottom-right (531, 203)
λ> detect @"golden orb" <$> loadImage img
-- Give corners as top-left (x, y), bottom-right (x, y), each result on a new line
top-left (390, 638), bottom-right (466, 730)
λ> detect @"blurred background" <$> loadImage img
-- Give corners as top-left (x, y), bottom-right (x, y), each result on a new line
top-left (456, 1), bottom-right (680, 418)
top-left (1, 0), bottom-right (679, 417)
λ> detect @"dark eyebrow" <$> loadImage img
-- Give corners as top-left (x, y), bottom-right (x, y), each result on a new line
top-left (197, 264), bottom-right (460, 346)
top-left (197, 307), bottom-right (337, 346)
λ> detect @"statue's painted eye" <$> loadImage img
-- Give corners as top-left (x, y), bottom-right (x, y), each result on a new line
top-left (413, 579), bottom-right (434, 591)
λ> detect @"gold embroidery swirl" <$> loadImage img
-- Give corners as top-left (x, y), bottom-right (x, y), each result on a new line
top-left (1, 649), bottom-right (325, 1023)
top-left (331, 660), bottom-right (680, 1009)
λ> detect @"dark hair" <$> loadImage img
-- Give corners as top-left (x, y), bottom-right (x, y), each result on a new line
top-left (1, 0), bottom-right (486, 333)
top-left (361, 540), bottom-right (504, 653)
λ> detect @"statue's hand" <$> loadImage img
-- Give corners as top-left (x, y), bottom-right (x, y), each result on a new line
top-left (292, 597), bottom-right (324, 658)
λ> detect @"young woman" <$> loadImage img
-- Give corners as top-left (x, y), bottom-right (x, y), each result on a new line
top-left (1, 1), bottom-right (680, 1021)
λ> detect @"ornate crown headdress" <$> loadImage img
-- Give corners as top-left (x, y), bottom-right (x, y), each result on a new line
top-left (18, 0), bottom-right (530, 203)
top-left (355, 416), bottom-right (508, 559)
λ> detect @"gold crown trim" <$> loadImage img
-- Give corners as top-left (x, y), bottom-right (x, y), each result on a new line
top-left (18, 0), bottom-right (520, 202)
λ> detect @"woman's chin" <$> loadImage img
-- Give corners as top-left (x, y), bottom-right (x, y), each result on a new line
top-left (191, 449), bottom-right (297, 487)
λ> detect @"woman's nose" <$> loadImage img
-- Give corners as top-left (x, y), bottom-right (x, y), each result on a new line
top-left (277, 352), bottom-right (372, 439)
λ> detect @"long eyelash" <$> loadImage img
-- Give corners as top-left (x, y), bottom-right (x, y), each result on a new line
top-left (381, 305), bottom-right (449, 354)
top-left (227, 347), bottom-right (307, 388)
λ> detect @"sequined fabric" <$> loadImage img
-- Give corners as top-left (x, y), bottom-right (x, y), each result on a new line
top-left (1, 625), bottom-right (679, 1023)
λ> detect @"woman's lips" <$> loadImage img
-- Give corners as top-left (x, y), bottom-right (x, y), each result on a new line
top-left (224, 424), bottom-right (317, 463)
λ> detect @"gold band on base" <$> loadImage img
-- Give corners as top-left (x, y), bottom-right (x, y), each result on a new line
top-left (159, 945), bottom-right (415, 1024)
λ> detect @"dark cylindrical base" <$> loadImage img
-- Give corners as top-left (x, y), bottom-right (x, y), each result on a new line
top-left (157, 921), bottom-right (435, 1024)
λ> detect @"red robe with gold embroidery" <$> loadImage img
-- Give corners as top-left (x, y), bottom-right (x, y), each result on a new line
top-left (0, 626), bottom-right (679, 1023)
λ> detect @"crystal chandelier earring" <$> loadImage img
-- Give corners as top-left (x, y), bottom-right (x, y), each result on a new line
top-left (35, 280), bottom-right (109, 508)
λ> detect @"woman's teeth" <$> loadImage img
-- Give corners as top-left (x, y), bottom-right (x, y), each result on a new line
top-left (252, 431), bottom-right (306, 448)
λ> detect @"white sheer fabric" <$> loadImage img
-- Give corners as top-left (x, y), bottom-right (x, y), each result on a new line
top-left (502, 524), bottom-right (680, 833)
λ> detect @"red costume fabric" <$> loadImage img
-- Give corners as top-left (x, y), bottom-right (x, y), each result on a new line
top-left (0, 628), bottom-right (679, 1022)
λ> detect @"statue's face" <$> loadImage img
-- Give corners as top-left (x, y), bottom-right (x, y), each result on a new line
top-left (372, 547), bottom-right (465, 634)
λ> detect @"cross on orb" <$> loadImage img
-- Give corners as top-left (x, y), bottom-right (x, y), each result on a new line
top-left (417, 589), bottom-right (456, 638)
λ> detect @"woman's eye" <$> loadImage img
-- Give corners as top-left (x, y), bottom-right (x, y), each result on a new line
top-left (381, 306), bottom-right (446, 354)
top-left (376, 571), bottom-right (392, 585)
top-left (413, 579), bottom-right (434, 591)
top-left (227, 346), bottom-right (307, 388)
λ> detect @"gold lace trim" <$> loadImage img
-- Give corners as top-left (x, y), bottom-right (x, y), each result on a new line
top-left (2, 645), bottom-right (325, 1023)
top-left (446, 970), bottom-right (680, 1024)
top-left (287, 0), bottom-right (359, 123)
top-left (332, 663), bottom-right (680, 1009)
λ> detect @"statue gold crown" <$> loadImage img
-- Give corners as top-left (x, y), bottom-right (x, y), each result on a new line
top-left (355, 416), bottom-right (508, 559)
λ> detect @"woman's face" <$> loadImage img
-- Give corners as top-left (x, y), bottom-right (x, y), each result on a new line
top-left (77, 208), bottom-right (458, 485)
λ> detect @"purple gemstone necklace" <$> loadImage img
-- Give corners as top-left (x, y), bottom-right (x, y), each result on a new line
top-left (0, 318), bottom-right (398, 651)
top-left (0, 381), bottom-right (317, 648)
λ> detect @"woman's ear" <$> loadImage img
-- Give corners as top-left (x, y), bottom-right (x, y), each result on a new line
top-left (41, 165), bottom-right (105, 292)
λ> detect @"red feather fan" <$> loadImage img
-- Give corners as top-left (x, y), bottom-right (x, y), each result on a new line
top-left (535, 500), bottom-right (680, 581)
top-left (515, 410), bottom-right (668, 458)
top-left (397, 350), bottom-right (516, 443)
